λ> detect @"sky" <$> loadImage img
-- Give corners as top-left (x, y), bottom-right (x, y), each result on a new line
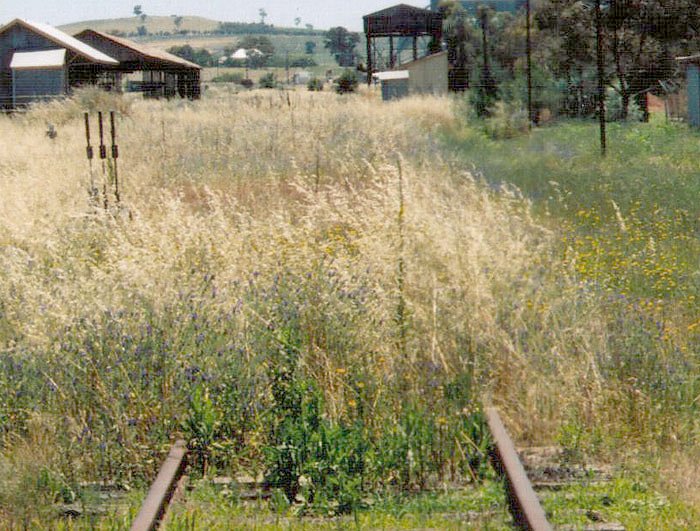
top-left (0, 1), bottom-right (430, 32)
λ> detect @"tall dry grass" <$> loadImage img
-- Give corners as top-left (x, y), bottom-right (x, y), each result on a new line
top-left (0, 87), bottom-right (692, 523)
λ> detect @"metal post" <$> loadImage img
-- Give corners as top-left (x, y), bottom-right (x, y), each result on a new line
top-left (84, 112), bottom-right (96, 199)
top-left (366, 34), bottom-right (373, 85)
top-left (110, 111), bottom-right (120, 204)
top-left (285, 51), bottom-right (289, 85)
top-left (595, 0), bottom-right (607, 156)
top-left (526, 0), bottom-right (533, 128)
top-left (98, 111), bottom-right (108, 208)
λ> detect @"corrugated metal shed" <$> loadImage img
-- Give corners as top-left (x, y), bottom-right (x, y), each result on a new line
top-left (404, 51), bottom-right (448, 95)
top-left (676, 55), bottom-right (700, 127)
top-left (1, 19), bottom-right (117, 65)
top-left (363, 4), bottom-right (443, 85)
top-left (0, 19), bottom-right (119, 108)
top-left (373, 70), bottom-right (410, 81)
top-left (10, 49), bottom-right (66, 69)
top-left (373, 70), bottom-right (410, 101)
top-left (74, 29), bottom-right (201, 99)
top-left (364, 4), bottom-right (443, 37)
top-left (74, 29), bottom-right (200, 69)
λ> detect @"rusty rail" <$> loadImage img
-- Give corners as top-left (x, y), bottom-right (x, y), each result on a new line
top-left (485, 407), bottom-right (552, 531)
top-left (130, 439), bottom-right (188, 531)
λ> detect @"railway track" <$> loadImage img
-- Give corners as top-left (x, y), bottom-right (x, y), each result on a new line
top-left (131, 410), bottom-right (625, 530)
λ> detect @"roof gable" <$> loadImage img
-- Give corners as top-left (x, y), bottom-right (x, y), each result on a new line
top-left (364, 3), bottom-right (434, 18)
top-left (0, 19), bottom-right (117, 65)
top-left (74, 29), bottom-right (201, 70)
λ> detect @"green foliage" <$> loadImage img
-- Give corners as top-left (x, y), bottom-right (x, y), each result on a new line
top-left (469, 83), bottom-right (499, 118)
top-left (483, 100), bottom-right (529, 139)
top-left (167, 478), bottom-right (514, 529)
top-left (216, 22), bottom-right (274, 35)
top-left (305, 40), bottom-right (316, 55)
top-left (167, 44), bottom-right (214, 67)
top-left (606, 87), bottom-right (644, 122)
top-left (264, 378), bottom-right (366, 515)
top-left (542, 477), bottom-right (699, 529)
top-left (259, 72), bottom-right (278, 89)
top-left (184, 386), bottom-right (221, 475)
top-left (307, 77), bottom-right (324, 92)
top-left (210, 72), bottom-right (244, 84)
top-left (289, 57), bottom-right (317, 68)
top-left (236, 35), bottom-right (275, 68)
top-left (334, 70), bottom-right (359, 94)
top-left (324, 27), bottom-right (360, 67)
top-left (443, 116), bottom-right (700, 448)
top-left (498, 65), bottom-right (562, 122)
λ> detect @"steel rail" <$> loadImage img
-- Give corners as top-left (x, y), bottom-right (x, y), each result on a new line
top-left (485, 407), bottom-right (552, 531)
top-left (130, 439), bottom-right (188, 531)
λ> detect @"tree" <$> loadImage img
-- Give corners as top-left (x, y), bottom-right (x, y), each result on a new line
top-left (259, 72), bottom-right (277, 88)
top-left (535, 0), bottom-right (596, 117)
top-left (534, 0), bottom-right (700, 121)
top-left (236, 36), bottom-right (275, 68)
top-left (136, 25), bottom-right (148, 37)
top-left (324, 27), bottom-right (360, 67)
top-left (294, 17), bottom-right (301, 27)
top-left (305, 41), bottom-right (316, 55)
top-left (133, 4), bottom-right (142, 16)
top-left (173, 16), bottom-right (184, 31)
top-left (599, 0), bottom-right (697, 121)
top-left (168, 45), bottom-right (214, 67)
top-left (259, 8), bottom-right (268, 25)
top-left (473, 6), bottom-right (499, 116)
top-left (334, 70), bottom-right (359, 94)
top-left (442, 1), bottom-right (479, 91)
top-left (305, 23), bottom-right (314, 31)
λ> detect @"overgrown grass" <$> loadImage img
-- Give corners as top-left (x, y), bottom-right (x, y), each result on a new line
top-left (0, 88), bottom-right (699, 526)
top-left (542, 475), bottom-right (700, 530)
top-left (445, 114), bottom-right (699, 304)
top-left (164, 478), bottom-right (513, 530)
top-left (0, 89), bottom-right (530, 525)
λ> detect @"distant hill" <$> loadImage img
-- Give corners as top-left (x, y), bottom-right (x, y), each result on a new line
top-left (58, 16), bottom-right (325, 39)
top-left (59, 15), bottom-right (221, 36)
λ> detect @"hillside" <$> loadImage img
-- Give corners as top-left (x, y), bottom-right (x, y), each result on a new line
top-left (58, 15), bottom-right (326, 38)
top-left (58, 15), bottom-right (222, 35)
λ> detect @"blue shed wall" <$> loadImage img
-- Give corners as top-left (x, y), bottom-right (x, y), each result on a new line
top-left (381, 78), bottom-right (410, 100)
top-left (12, 68), bottom-right (66, 105)
top-left (0, 24), bottom-right (69, 107)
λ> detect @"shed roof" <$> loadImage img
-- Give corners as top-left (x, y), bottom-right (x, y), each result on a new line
top-left (365, 3), bottom-right (436, 19)
top-left (677, 54), bottom-right (700, 65)
top-left (74, 29), bottom-right (201, 70)
top-left (10, 49), bottom-right (66, 69)
top-left (0, 19), bottom-right (118, 65)
top-left (363, 4), bottom-right (443, 37)
top-left (373, 70), bottom-right (410, 81)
